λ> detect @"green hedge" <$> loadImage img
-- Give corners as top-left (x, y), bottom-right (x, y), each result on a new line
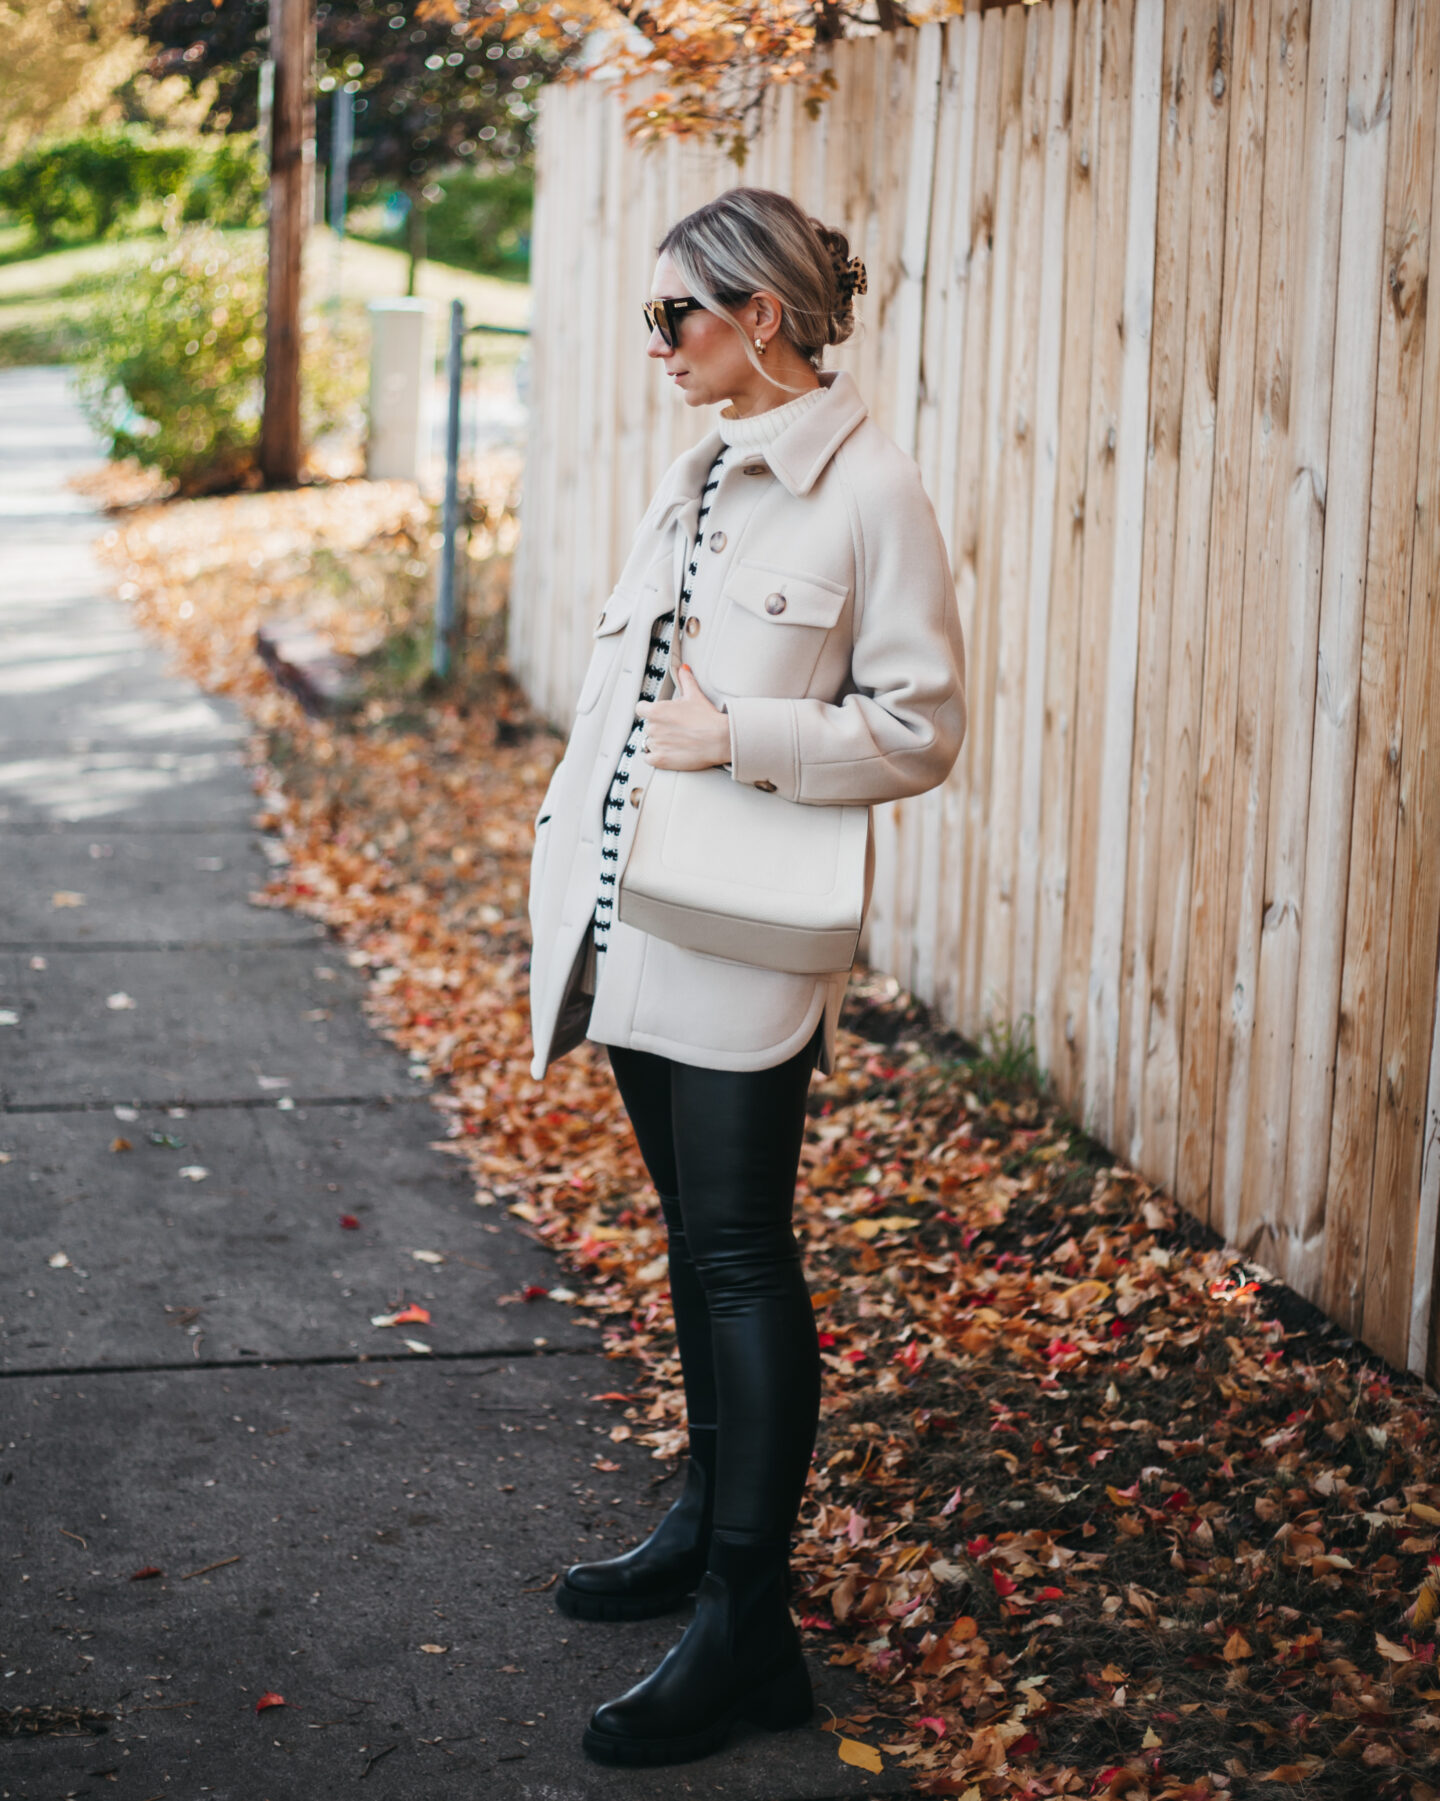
top-left (0, 128), bottom-right (265, 248)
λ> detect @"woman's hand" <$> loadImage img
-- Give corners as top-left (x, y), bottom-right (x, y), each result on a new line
top-left (636, 664), bottom-right (731, 770)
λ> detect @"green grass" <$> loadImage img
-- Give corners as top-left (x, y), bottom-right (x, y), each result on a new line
top-left (0, 224), bottom-right (531, 371)
top-left (0, 234), bottom-right (156, 367)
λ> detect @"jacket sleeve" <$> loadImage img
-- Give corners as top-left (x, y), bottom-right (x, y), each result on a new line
top-left (723, 458), bottom-right (968, 805)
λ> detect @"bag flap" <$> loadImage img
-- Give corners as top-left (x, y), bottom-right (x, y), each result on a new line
top-left (722, 560), bottom-right (848, 629)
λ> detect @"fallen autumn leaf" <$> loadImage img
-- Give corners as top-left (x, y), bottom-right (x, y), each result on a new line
top-left (838, 1737), bottom-right (884, 1774)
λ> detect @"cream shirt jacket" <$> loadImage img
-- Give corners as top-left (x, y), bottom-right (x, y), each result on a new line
top-left (525, 367), bottom-right (968, 1082)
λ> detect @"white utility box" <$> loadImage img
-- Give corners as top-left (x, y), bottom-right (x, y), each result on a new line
top-left (366, 298), bottom-right (436, 481)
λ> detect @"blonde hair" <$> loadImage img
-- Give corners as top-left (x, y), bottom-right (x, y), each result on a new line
top-left (657, 187), bottom-right (864, 397)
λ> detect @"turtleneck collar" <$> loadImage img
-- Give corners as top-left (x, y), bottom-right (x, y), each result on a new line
top-left (716, 381), bottom-right (827, 448)
top-left (653, 369), bottom-right (869, 522)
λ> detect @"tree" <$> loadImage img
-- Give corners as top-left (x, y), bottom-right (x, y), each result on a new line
top-left (0, 0), bottom-right (218, 164)
top-left (507, 0), bottom-right (966, 164)
top-left (141, 0), bottom-right (578, 238)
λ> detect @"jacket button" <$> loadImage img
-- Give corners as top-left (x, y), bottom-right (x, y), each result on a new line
top-left (764, 592), bottom-right (786, 615)
top-left (742, 461), bottom-right (767, 477)
top-left (754, 779), bottom-right (777, 792)
top-left (684, 615), bottom-right (700, 637)
top-left (629, 787), bottom-right (644, 806)
top-left (708, 529), bottom-right (726, 552)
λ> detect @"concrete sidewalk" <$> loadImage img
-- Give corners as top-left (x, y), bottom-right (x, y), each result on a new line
top-left (0, 369), bottom-right (904, 1800)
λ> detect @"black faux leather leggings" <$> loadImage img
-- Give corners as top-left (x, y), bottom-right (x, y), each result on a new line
top-left (605, 1021), bottom-right (823, 1547)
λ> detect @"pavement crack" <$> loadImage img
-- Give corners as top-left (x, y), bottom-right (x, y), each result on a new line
top-left (1, 1093), bottom-right (427, 1115)
top-left (0, 1346), bottom-right (604, 1381)
top-left (0, 938), bottom-right (325, 952)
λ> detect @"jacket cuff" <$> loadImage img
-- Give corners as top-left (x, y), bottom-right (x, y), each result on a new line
top-left (725, 696), bottom-right (799, 800)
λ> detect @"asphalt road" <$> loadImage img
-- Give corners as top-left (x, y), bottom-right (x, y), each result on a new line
top-left (0, 367), bottom-right (907, 1800)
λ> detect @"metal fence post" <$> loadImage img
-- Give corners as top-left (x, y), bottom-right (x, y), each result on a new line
top-left (434, 298), bottom-right (465, 682)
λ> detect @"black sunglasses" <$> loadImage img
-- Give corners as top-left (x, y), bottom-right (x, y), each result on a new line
top-left (644, 291), bottom-right (754, 351)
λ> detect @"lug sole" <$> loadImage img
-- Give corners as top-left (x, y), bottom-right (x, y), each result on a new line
top-left (580, 1658), bottom-right (813, 1767)
top-left (555, 1576), bottom-right (698, 1622)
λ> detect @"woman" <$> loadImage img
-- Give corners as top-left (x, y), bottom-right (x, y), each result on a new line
top-left (526, 186), bottom-right (967, 1767)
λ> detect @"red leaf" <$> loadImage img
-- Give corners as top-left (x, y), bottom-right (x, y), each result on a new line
top-left (589, 1392), bottom-right (638, 1402)
top-left (817, 1330), bottom-right (837, 1348)
top-left (1163, 1487), bottom-right (1191, 1511)
top-left (255, 1692), bottom-right (285, 1713)
top-left (390, 1304), bottom-right (430, 1325)
top-left (799, 1613), bottom-right (835, 1630)
top-left (339, 1214), bottom-right (361, 1230)
top-left (966, 1535), bottom-right (992, 1557)
top-left (991, 1569), bottom-right (1018, 1596)
top-left (1037, 1586), bottom-right (1064, 1599)
top-left (522, 1284), bottom-right (548, 1301)
top-left (129, 1565), bottom-right (163, 1581)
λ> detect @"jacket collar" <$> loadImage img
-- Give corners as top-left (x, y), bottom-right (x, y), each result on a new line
top-left (654, 368), bottom-right (868, 529)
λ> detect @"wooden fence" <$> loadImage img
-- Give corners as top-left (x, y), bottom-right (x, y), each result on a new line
top-left (509, 0), bottom-right (1440, 1387)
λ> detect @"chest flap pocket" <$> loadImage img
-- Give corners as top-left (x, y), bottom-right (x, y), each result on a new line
top-left (574, 580), bottom-right (655, 714)
top-left (707, 560), bottom-right (850, 697)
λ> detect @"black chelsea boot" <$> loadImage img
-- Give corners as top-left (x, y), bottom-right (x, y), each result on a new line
top-left (580, 1531), bottom-right (813, 1765)
top-left (556, 1428), bottom-right (715, 1621)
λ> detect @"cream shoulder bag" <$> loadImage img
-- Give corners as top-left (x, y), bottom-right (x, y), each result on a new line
top-left (616, 765), bottom-right (871, 975)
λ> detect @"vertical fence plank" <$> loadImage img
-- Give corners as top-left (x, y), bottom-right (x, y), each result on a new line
top-left (958, 4), bottom-right (1028, 1031)
top-left (1082, 0), bottom-right (1164, 1143)
top-left (1209, 0), bottom-right (1312, 1250)
top-left (893, 23), bottom-right (944, 461)
top-left (1344, 0), bottom-right (1440, 1362)
top-left (931, 10), bottom-right (986, 1030)
top-left (1012, 0), bottom-right (1075, 1033)
top-left (1240, 1), bottom-right (1350, 1226)
top-left (1282, 0), bottom-right (1395, 1286)
top-left (507, 87), bottom-right (545, 695)
top-left (1140, 3), bottom-right (1234, 1186)
top-left (594, 84), bottom-right (625, 672)
top-left (917, 17), bottom-right (971, 527)
top-left (1385, 60), bottom-right (1440, 1379)
top-left (879, 26), bottom-right (944, 991)
top-left (1114, 0), bottom-right (1203, 1162)
top-left (615, 120), bottom-right (652, 592)
top-left (1055, 0), bottom-right (1139, 1108)
top-left (891, 24), bottom-right (946, 999)
top-left (1172, 0), bottom-right (1272, 1225)
top-left (855, 27), bottom-right (909, 981)
top-left (980, 3), bottom-right (1053, 1026)
top-left (912, 16), bottom-right (978, 1009)
top-left (1035, 0), bottom-right (1102, 1082)
top-left (944, 5), bottom-right (1006, 1035)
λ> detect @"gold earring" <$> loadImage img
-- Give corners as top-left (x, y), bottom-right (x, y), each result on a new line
top-left (754, 335), bottom-right (766, 355)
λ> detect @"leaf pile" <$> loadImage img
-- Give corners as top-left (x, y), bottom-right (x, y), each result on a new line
top-left (100, 484), bottom-right (1440, 1801)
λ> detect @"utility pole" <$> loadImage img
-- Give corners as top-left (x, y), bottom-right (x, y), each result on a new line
top-left (260, 0), bottom-right (315, 486)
